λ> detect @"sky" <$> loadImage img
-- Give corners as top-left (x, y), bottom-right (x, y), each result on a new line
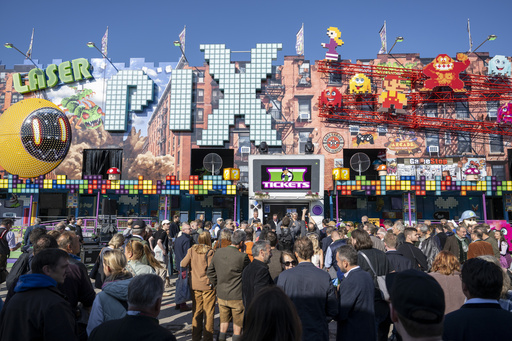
top-left (1, 0), bottom-right (511, 69)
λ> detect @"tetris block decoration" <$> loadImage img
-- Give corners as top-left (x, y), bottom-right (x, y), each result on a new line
top-left (168, 69), bottom-right (193, 130)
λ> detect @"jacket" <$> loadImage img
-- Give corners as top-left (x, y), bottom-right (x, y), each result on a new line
top-left (87, 277), bottom-right (133, 335)
top-left (467, 240), bottom-right (494, 259)
top-left (444, 235), bottom-right (468, 264)
top-left (267, 248), bottom-right (282, 280)
top-left (180, 245), bottom-right (214, 291)
top-left (207, 245), bottom-right (250, 300)
top-left (175, 233), bottom-right (193, 271)
top-left (242, 259), bottom-right (273, 308)
top-left (419, 235), bottom-right (441, 270)
top-left (89, 315), bottom-right (176, 341)
top-left (0, 274), bottom-right (78, 340)
top-left (397, 242), bottom-right (429, 272)
top-left (429, 272), bottom-right (465, 314)
top-left (126, 260), bottom-right (155, 276)
top-left (385, 250), bottom-right (414, 272)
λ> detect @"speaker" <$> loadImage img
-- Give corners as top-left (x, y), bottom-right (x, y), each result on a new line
top-left (102, 198), bottom-right (117, 215)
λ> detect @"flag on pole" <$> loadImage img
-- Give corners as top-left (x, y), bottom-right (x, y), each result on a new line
top-left (467, 19), bottom-right (473, 52)
top-left (378, 21), bottom-right (387, 54)
top-left (26, 28), bottom-right (34, 59)
top-left (101, 27), bottom-right (109, 57)
top-left (179, 26), bottom-right (186, 54)
top-left (296, 24), bottom-right (304, 55)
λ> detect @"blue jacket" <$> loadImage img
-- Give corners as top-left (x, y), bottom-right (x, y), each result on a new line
top-left (174, 233), bottom-right (193, 271)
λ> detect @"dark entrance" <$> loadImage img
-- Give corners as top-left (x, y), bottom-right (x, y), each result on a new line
top-left (262, 202), bottom-right (309, 225)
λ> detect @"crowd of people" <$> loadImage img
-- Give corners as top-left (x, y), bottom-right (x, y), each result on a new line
top-left (1, 208), bottom-right (512, 340)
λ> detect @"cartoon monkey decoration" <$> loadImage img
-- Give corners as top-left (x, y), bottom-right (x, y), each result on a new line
top-left (421, 53), bottom-right (470, 92)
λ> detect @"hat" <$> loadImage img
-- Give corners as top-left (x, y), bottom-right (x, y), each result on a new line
top-left (162, 220), bottom-right (170, 225)
top-left (217, 217), bottom-right (224, 222)
top-left (459, 210), bottom-right (479, 223)
top-left (132, 220), bottom-right (147, 230)
top-left (386, 270), bottom-right (445, 324)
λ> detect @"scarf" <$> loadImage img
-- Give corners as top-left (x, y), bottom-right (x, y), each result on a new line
top-left (455, 234), bottom-right (469, 253)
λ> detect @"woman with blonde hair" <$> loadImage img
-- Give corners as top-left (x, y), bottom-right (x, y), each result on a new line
top-left (124, 239), bottom-right (162, 276)
top-left (91, 233), bottom-right (125, 289)
top-left (429, 250), bottom-right (465, 314)
top-left (87, 249), bottom-right (133, 335)
top-left (307, 233), bottom-right (323, 269)
top-left (321, 26), bottom-right (344, 60)
top-left (181, 231), bottom-right (215, 341)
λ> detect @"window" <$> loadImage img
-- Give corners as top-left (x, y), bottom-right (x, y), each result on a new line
top-left (457, 133), bottom-right (471, 154)
top-left (194, 71), bottom-right (204, 83)
top-left (491, 164), bottom-right (506, 180)
top-left (455, 101), bottom-right (469, 119)
top-left (298, 98), bottom-right (311, 120)
top-left (424, 103), bottom-right (438, 117)
top-left (240, 165), bottom-right (249, 183)
top-left (487, 101), bottom-right (499, 119)
top-left (0, 94), bottom-right (4, 107)
top-left (298, 131), bottom-right (312, 153)
top-left (269, 99), bottom-right (281, 120)
top-left (297, 61), bottom-right (311, 86)
top-left (196, 89), bottom-right (204, 103)
top-left (444, 131), bottom-right (451, 145)
top-left (329, 73), bottom-right (342, 85)
top-left (349, 125), bottom-right (360, 135)
top-left (11, 93), bottom-right (23, 104)
top-left (490, 134), bottom-right (504, 153)
top-left (196, 108), bottom-right (204, 122)
top-left (177, 151), bottom-right (180, 165)
top-left (0, 73), bottom-right (6, 84)
top-left (425, 132), bottom-right (439, 147)
top-left (377, 126), bottom-right (388, 136)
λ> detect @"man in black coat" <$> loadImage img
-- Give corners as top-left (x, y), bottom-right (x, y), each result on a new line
top-left (242, 240), bottom-right (273, 310)
top-left (174, 222), bottom-right (193, 311)
top-left (267, 214), bottom-right (280, 231)
top-left (383, 232), bottom-right (413, 272)
top-left (89, 274), bottom-right (177, 341)
top-left (444, 258), bottom-right (512, 341)
top-left (277, 237), bottom-right (338, 341)
top-left (397, 228), bottom-right (428, 272)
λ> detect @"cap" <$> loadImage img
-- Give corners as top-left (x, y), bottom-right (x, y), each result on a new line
top-left (386, 269), bottom-right (445, 324)
top-left (459, 210), bottom-right (479, 223)
top-left (132, 219), bottom-right (147, 230)
top-left (217, 217), bottom-right (223, 222)
top-left (162, 220), bottom-right (170, 225)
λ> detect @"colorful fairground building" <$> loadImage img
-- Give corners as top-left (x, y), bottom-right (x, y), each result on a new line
top-left (1, 26), bottom-right (512, 241)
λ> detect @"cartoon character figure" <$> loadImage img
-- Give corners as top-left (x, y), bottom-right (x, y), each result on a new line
top-left (320, 87), bottom-right (342, 107)
top-left (281, 168), bottom-right (293, 182)
top-left (107, 167), bottom-right (121, 181)
top-left (349, 73), bottom-right (371, 94)
top-left (421, 53), bottom-right (470, 92)
top-left (59, 88), bottom-right (105, 130)
top-left (497, 103), bottom-right (512, 124)
top-left (488, 55), bottom-right (511, 77)
top-left (378, 75), bottom-right (408, 114)
top-left (321, 27), bottom-right (344, 61)
top-left (356, 133), bottom-right (374, 146)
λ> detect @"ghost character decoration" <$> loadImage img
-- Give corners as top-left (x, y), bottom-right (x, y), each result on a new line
top-left (321, 27), bottom-right (344, 61)
top-left (497, 103), bottom-right (512, 124)
top-left (107, 167), bottom-right (121, 181)
top-left (349, 74), bottom-right (371, 94)
top-left (421, 53), bottom-right (470, 92)
top-left (488, 55), bottom-right (511, 77)
top-left (378, 75), bottom-right (408, 114)
top-left (320, 87), bottom-right (342, 107)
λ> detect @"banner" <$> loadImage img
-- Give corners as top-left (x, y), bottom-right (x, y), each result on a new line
top-left (101, 26), bottom-right (109, 57)
top-left (26, 28), bottom-right (34, 59)
top-left (179, 26), bottom-right (186, 54)
top-left (296, 24), bottom-right (304, 55)
top-left (378, 21), bottom-right (387, 54)
top-left (467, 19), bottom-right (473, 52)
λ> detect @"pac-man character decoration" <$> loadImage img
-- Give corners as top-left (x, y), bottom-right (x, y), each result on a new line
top-left (0, 98), bottom-right (72, 178)
top-left (498, 103), bottom-right (512, 124)
top-left (378, 75), bottom-right (408, 114)
top-left (321, 27), bottom-right (343, 61)
top-left (320, 87), bottom-right (342, 107)
top-left (488, 55), bottom-right (511, 77)
top-left (349, 74), bottom-right (371, 94)
top-left (421, 53), bottom-right (470, 92)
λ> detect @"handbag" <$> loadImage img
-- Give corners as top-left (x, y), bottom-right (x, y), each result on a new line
top-left (358, 251), bottom-right (389, 301)
top-left (89, 247), bottom-right (105, 279)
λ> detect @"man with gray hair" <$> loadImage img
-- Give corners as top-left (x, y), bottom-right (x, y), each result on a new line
top-left (88, 274), bottom-right (177, 340)
top-left (207, 229), bottom-right (250, 341)
top-left (242, 240), bottom-right (273, 310)
top-left (392, 221), bottom-right (405, 248)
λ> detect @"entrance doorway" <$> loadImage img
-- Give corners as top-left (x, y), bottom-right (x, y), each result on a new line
top-left (262, 202), bottom-right (309, 225)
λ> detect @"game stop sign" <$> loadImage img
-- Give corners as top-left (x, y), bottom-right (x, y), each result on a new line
top-left (323, 132), bottom-right (344, 153)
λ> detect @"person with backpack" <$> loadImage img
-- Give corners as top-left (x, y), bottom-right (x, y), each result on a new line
top-left (277, 217), bottom-right (294, 252)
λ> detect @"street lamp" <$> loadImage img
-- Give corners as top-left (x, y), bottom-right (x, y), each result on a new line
top-left (4, 42), bottom-right (38, 68)
top-left (472, 35), bottom-right (497, 53)
top-left (388, 37), bottom-right (404, 54)
top-left (173, 40), bottom-right (203, 76)
top-left (86, 41), bottom-right (118, 71)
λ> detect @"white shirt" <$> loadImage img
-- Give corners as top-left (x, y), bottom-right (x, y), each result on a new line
top-left (344, 266), bottom-right (361, 278)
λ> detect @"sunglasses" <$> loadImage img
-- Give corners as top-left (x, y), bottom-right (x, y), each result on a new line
top-left (283, 261), bottom-right (298, 267)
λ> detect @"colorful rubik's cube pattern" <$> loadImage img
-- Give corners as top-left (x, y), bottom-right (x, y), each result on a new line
top-left (0, 174), bottom-right (236, 196)
top-left (336, 175), bottom-right (508, 197)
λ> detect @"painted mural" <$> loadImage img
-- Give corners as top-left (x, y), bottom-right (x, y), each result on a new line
top-left (44, 58), bottom-right (177, 179)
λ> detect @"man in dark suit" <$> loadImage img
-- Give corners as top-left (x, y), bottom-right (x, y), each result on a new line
top-left (443, 258), bottom-right (512, 341)
top-left (267, 214), bottom-right (280, 231)
top-left (174, 222), bottom-right (193, 311)
top-left (336, 245), bottom-right (376, 341)
top-left (207, 230), bottom-right (250, 341)
top-left (242, 240), bottom-right (273, 310)
top-left (89, 274), bottom-right (177, 341)
top-left (397, 228), bottom-right (428, 271)
top-left (277, 237), bottom-right (338, 341)
top-left (384, 232), bottom-right (413, 272)
top-left (265, 231), bottom-right (282, 280)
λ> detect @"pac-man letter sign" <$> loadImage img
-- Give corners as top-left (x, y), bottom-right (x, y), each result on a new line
top-left (223, 168), bottom-right (240, 181)
top-left (0, 98), bottom-right (72, 178)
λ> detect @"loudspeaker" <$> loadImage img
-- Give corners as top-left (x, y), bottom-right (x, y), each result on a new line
top-left (102, 198), bottom-right (117, 215)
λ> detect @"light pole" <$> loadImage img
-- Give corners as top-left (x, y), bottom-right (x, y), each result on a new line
top-left (86, 42), bottom-right (118, 71)
top-left (388, 36), bottom-right (404, 54)
top-left (4, 43), bottom-right (38, 68)
top-left (173, 40), bottom-right (203, 76)
top-left (472, 34), bottom-right (497, 54)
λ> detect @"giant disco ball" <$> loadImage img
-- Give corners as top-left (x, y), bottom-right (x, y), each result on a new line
top-left (0, 98), bottom-right (72, 178)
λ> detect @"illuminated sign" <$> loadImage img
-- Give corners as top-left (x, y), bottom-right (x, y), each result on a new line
top-left (13, 58), bottom-right (93, 94)
top-left (261, 166), bottom-right (311, 190)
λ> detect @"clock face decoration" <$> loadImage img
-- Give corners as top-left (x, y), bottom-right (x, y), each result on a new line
top-left (323, 132), bottom-right (344, 153)
top-left (0, 98), bottom-right (72, 178)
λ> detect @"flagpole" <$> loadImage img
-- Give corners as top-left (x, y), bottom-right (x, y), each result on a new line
top-left (302, 23), bottom-right (304, 56)
top-left (467, 19), bottom-right (473, 53)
